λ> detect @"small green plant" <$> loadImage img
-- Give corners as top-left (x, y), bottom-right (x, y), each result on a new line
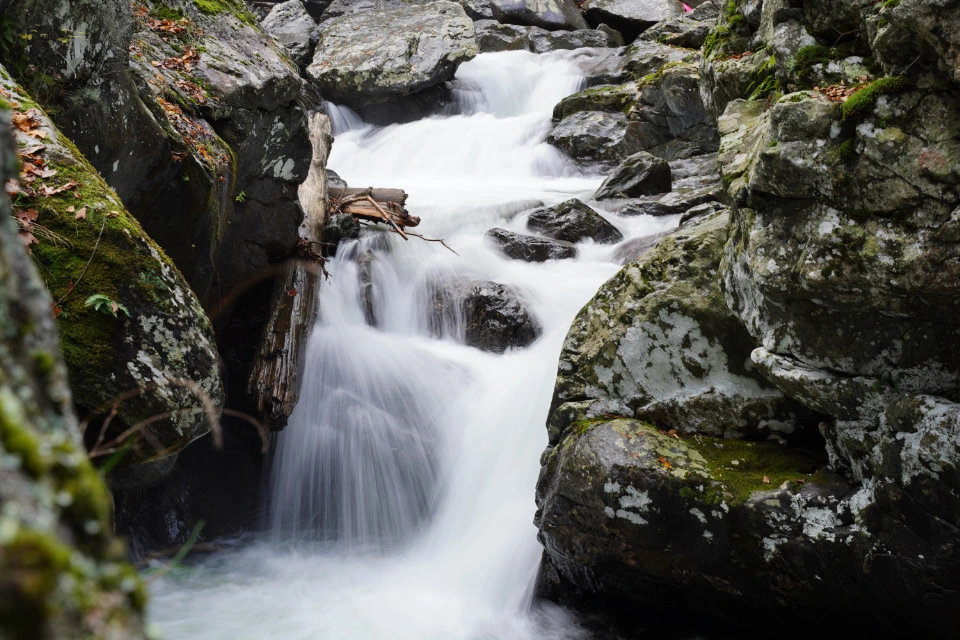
top-left (235, 190), bottom-right (247, 203)
top-left (839, 138), bottom-right (856, 160)
top-left (747, 54), bottom-right (780, 101)
top-left (84, 294), bottom-right (130, 318)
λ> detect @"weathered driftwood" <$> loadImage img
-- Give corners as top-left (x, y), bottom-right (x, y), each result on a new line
top-left (329, 186), bottom-right (407, 205)
top-left (247, 112), bottom-right (332, 431)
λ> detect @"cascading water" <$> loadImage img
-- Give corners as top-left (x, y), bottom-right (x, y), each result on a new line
top-left (149, 50), bottom-right (680, 639)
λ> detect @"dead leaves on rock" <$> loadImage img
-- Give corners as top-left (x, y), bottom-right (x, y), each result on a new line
top-left (151, 48), bottom-right (201, 73)
top-left (814, 80), bottom-right (865, 103)
top-left (12, 109), bottom-right (48, 139)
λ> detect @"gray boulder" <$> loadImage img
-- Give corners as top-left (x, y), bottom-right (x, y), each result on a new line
top-left (527, 199), bottom-right (623, 244)
top-left (458, 0), bottom-right (495, 19)
top-left (526, 27), bottom-right (622, 53)
top-left (308, 1), bottom-right (478, 107)
top-left (475, 19), bottom-right (533, 51)
top-left (428, 279), bottom-right (542, 352)
top-left (262, 0), bottom-right (318, 67)
top-left (594, 151), bottom-right (672, 199)
top-left (490, 0), bottom-right (589, 31)
top-left (546, 212), bottom-right (802, 443)
top-left (582, 0), bottom-right (684, 41)
top-left (486, 228), bottom-right (578, 261)
top-left (546, 111), bottom-right (642, 168)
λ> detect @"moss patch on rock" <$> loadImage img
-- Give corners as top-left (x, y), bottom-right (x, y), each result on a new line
top-left (841, 76), bottom-right (909, 121)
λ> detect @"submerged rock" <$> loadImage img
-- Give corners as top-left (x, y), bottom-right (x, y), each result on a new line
top-left (428, 279), bottom-right (542, 352)
top-left (595, 151), bottom-right (672, 199)
top-left (490, 0), bottom-right (589, 31)
top-left (527, 199), bottom-right (624, 244)
top-left (486, 228), bottom-right (578, 261)
top-left (308, 1), bottom-right (478, 107)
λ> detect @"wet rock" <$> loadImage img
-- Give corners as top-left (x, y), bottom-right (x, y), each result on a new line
top-left (552, 83), bottom-right (640, 121)
top-left (486, 228), bottom-right (578, 262)
top-left (326, 169), bottom-right (348, 190)
top-left (582, 0), bottom-right (684, 41)
top-left (262, 0), bottom-right (318, 68)
top-left (546, 111), bottom-right (643, 168)
top-left (428, 279), bottom-right (542, 352)
top-left (619, 39), bottom-right (696, 80)
top-left (628, 60), bottom-right (719, 160)
top-left (308, 1), bottom-right (477, 107)
top-left (595, 151), bottom-right (672, 199)
top-left (616, 184), bottom-right (720, 215)
top-left (322, 213), bottom-right (362, 254)
top-left (475, 19), bottom-right (532, 52)
top-left (490, 0), bottom-right (589, 31)
top-left (0, 71), bottom-right (224, 477)
top-left (611, 232), bottom-right (665, 264)
top-left (0, 109), bottom-right (148, 639)
top-left (526, 27), bottom-right (623, 53)
top-left (527, 199), bottom-right (624, 244)
top-left (547, 211), bottom-right (803, 444)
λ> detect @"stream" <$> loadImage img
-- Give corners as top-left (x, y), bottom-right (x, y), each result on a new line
top-left (148, 49), bottom-right (679, 640)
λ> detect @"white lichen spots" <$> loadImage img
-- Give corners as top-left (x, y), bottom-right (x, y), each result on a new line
top-left (762, 535), bottom-right (786, 561)
top-left (619, 486), bottom-right (652, 511)
top-left (604, 506), bottom-right (616, 518)
top-left (604, 480), bottom-right (621, 494)
top-left (83, 519), bottom-right (102, 535)
top-left (703, 530), bottom-right (714, 541)
top-left (272, 157), bottom-right (296, 180)
top-left (613, 509), bottom-right (648, 526)
top-left (689, 507), bottom-right (707, 524)
top-left (800, 507), bottom-right (839, 542)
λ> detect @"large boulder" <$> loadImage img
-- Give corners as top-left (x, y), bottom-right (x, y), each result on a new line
top-left (0, 99), bottom-right (147, 640)
top-left (1, 69), bottom-right (224, 478)
top-left (2, 0), bottom-right (312, 305)
top-left (489, 0), bottom-right (589, 31)
top-left (307, 1), bottom-right (478, 107)
top-left (719, 89), bottom-right (960, 399)
top-left (546, 111), bottom-right (642, 168)
top-left (486, 227), bottom-right (578, 261)
top-left (547, 212), bottom-right (804, 444)
top-left (527, 199), bottom-right (623, 244)
top-left (262, 0), bottom-right (318, 68)
top-left (552, 82), bottom-right (640, 120)
top-left (581, 0), bottom-right (684, 41)
top-left (536, 419), bottom-right (903, 632)
top-left (428, 279), bottom-right (542, 352)
top-left (594, 151), bottom-right (672, 199)
top-left (475, 19), bottom-right (533, 52)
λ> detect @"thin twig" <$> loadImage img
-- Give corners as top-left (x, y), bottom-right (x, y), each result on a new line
top-left (405, 231), bottom-right (459, 255)
top-left (53, 214), bottom-right (106, 308)
top-left (362, 195), bottom-right (407, 240)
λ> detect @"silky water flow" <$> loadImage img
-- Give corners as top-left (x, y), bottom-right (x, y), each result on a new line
top-left (148, 49), bottom-right (681, 640)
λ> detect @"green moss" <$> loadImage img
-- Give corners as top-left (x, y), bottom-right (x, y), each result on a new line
top-left (149, 4), bottom-right (184, 20)
top-left (792, 44), bottom-right (832, 76)
top-left (839, 138), bottom-right (856, 160)
top-left (192, 0), bottom-right (258, 26)
top-left (841, 76), bottom-right (909, 121)
top-left (572, 418), bottom-right (606, 436)
top-left (0, 389), bottom-right (51, 476)
top-left (681, 434), bottom-right (821, 505)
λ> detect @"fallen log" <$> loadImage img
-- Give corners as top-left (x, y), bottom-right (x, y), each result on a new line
top-left (329, 186), bottom-right (407, 205)
top-left (341, 200), bottom-right (421, 228)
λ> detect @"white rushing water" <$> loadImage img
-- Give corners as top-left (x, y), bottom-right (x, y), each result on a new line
top-left (149, 50), bottom-right (679, 639)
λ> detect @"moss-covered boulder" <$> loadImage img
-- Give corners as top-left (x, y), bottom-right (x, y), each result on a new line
top-left (552, 83), bottom-right (641, 121)
top-left (548, 212), bottom-right (806, 445)
top-left (535, 419), bottom-right (905, 631)
top-left (0, 102), bottom-right (147, 640)
top-left (1, 0), bottom-right (311, 304)
top-left (2, 68), bottom-right (223, 476)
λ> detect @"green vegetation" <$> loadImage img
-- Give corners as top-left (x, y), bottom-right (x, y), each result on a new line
top-left (192, 0), bottom-right (259, 27)
top-left (839, 138), bottom-right (856, 160)
top-left (703, 1), bottom-right (749, 59)
top-left (841, 76), bottom-right (909, 121)
top-left (747, 54), bottom-right (780, 101)
top-left (149, 3), bottom-right (185, 20)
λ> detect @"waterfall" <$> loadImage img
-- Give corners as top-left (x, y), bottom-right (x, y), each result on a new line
top-left (149, 50), bottom-right (680, 640)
